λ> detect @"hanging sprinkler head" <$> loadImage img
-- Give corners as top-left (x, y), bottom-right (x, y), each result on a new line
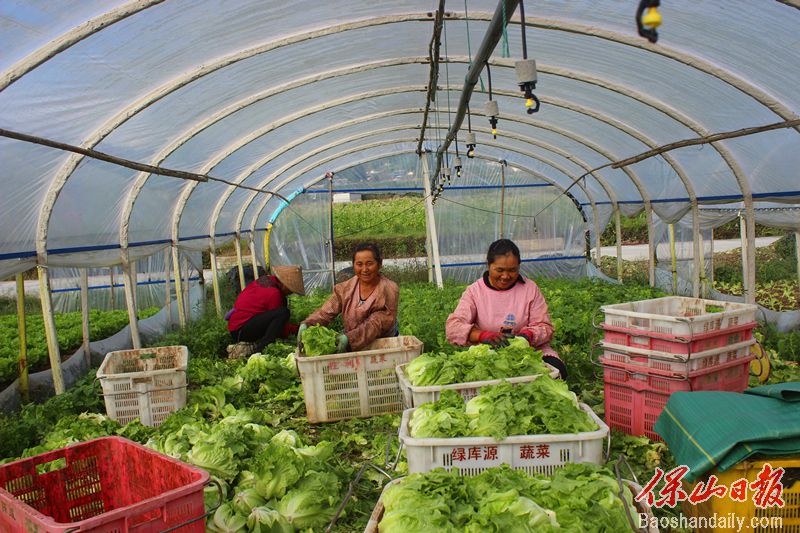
top-left (484, 100), bottom-right (499, 139)
top-left (465, 131), bottom-right (477, 159)
top-left (454, 156), bottom-right (463, 178)
top-left (636, 0), bottom-right (661, 43)
top-left (515, 59), bottom-right (540, 114)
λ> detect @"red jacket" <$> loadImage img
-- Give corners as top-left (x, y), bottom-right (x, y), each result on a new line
top-left (227, 276), bottom-right (286, 332)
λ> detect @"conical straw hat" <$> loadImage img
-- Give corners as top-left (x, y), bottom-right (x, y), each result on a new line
top-left (272, 265), bottom-right (305, 295)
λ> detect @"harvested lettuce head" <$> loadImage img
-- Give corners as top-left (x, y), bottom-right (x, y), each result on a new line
top-left (301, 324), bottom-right (338, 356)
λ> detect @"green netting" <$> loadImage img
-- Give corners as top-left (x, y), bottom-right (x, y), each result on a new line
top-left (654, 385), bottom-right (800, 482)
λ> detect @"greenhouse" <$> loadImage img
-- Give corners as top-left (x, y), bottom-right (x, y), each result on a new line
top-left (0, 1), bottom-right (799, 532)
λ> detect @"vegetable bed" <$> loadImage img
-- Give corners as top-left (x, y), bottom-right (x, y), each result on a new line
top-left (0, 279), bottom-right (797, 532)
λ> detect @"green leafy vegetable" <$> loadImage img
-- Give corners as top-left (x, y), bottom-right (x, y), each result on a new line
top-left (301, 324), bottom-right (339, 356)
top-left (405, 337), bottom-right (551, 387)
top-left (380, 464), bottom-right (637, 533)
top-left (410, 376), bottom-right (597, 440)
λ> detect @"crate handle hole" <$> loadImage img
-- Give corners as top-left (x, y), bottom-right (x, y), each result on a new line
top-left (130, 506), bottom-right (162, 526)
top-left (35, 458), bottom-right (67, 474)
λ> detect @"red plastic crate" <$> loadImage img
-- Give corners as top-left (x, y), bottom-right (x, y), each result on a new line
top-left (601, 356), bottom-right (753, 441)
top-left (0, 437), bottom-right (208, 533)
top-left (600, 321), bottom-right (756, 356)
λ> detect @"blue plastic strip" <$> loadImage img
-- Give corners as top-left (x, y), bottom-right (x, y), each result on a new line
top-left (441, 255), bottom-right (585, 267)
top-left (47, 243), bottom-right (121, 254)
top-left (129, 239), bottom-right (172, 247)
top-left (305, 183), bottom-right (553, 194)
top-left (268, 187), bottom-right (305, 224)
top-left (0, 250), bottom-right (37, 260)
top-left (581, 190), bottom-right (800, 207)
top-left (305, 187), bottom-right (423, 193)
top-left (50, 276), bottom-right (202, 293)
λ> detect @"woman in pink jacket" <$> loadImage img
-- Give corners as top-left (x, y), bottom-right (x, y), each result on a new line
top-left (445, 239), bottom-right (567, 379)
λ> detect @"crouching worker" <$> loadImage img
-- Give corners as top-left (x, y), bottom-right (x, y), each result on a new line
top-left (445, 239), bottom-right (568, 379)
top-left (225, 265), bottom-right (305, 359)
top-left (300, 243), bottom-right (399, 353)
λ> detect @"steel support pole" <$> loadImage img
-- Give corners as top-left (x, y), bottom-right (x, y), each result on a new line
top-left (210, 238), bottom-right (222, 317)
top-left (79, 268), bottom-right (90, 366)
top-left (172, 245), bottom-right (186, 328)
top-left (499, 161), bottom-right (506, 238)
top-left (122, 253), bottom-right (141, 349)
top-left (328, 173), bottom-right (336, 286)
top-left (615, 208), bottom-right (623, 282)
top-left (668, 224), bottom-right (678, 294)
top-left (420, 154), bottom-right (443, 288)
top-left (234, 234), bottom-right (246, 291)
top-left (16, 273), bottom-right (29, 402)
top-left (37, 265), bottom-right (65, 394)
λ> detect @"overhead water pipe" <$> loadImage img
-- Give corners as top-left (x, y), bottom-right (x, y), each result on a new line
top-left (432, 0), bottom-right (520, 181)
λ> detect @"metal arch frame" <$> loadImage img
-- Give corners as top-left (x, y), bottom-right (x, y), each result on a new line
top-left (239, 133), bottom-right (600, 239)
top-left (24, 15), bottom-right (784, 298)
top-left (186, 66), bottom-right (707, 285)
top-left (167, 64), bottom-right (687, 238)
top-left (173, 56), bottom-right (756, 268)
top-left (266, 148), bottom-right (590, 264)
top-left (119, 58), bottom-right (431, 248)
top-left (206, 107), bottom-right (424, 241)
top-left (200, 97), bottom-right (654, 271)
top-left (247, 136), bottom-right (605, 239)
top-left (203, 106), bottom-right (627, 265)
top-left (491, 14), bottom-right (800, 130)
top-left (0, 0), bottom-right (165, 90)
top-left (32, 12), bottom-right (790, 257)
top-left (286, 149), bottom-right (590, 234)
top-left (152, 56), bottom-right (710, 292)
top-left (161, 57), bottom-right (721, 287)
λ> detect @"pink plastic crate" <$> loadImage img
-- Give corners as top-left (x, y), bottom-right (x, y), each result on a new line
top-left (600, 321), bottom-right (756, 356)
top-left (599, 338), bottom-right (755, 374)
top-left (601, 356), bottom-right (753, 441)
top-left (0, 437), bottom-right (208, 533)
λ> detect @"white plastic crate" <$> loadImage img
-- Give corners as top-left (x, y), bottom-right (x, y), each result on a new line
top-left (296, 336), bottom-right (423, 423)
top-left (599, 338), bottom-right (756, 373)
top-left (601, 296), bottom-right (757, 338)
top-left (399, 404), bottom-right (609, 477)
top-left (395, 362), bottom-right (559, 408)
top-left (96, 345), bottom-right (188, 427)
top-left (364, 477), bottom-right (657, 532)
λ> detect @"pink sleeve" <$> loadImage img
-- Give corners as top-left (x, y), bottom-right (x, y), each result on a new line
top-left (446, 286), bottom-right (478, 346)
top-left (520, 283), bottom-right (554, 347)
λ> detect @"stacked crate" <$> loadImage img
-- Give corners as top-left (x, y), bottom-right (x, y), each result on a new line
top-left (598, 297), bottom-right (758, 440)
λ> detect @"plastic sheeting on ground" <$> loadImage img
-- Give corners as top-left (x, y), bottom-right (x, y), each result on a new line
top-left (0, 285), bottom-right (205, 414)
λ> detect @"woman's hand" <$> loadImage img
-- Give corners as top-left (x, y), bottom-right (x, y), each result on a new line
top-left (518, 326), bottom-right (548, 347)
top-left (336, 334), bottom-right (349, 353)
top-left (477, 330), bottom-right (509, 348)
top-left (296, 323), bottom-right (308, 352)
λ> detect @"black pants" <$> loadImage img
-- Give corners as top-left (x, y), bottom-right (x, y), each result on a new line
top-left (230, 306), bottom-right (289, 352)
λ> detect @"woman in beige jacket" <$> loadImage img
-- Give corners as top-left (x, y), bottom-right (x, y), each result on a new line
top-left (301, 243), bottom-right (399, 352)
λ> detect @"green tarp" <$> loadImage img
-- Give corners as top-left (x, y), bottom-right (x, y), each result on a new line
top-left (654, 383), bottom-right (800, 482)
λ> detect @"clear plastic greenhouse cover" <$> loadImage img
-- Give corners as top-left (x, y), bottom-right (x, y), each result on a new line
top-left (0, 0), bottom-right (798, 296)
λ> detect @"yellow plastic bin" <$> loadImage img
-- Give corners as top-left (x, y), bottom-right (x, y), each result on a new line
top-left (682, 457), bottom-right (800, 532)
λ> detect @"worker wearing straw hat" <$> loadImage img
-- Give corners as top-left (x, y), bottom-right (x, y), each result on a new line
top-left (225, 265), bottom-right (305, 359)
